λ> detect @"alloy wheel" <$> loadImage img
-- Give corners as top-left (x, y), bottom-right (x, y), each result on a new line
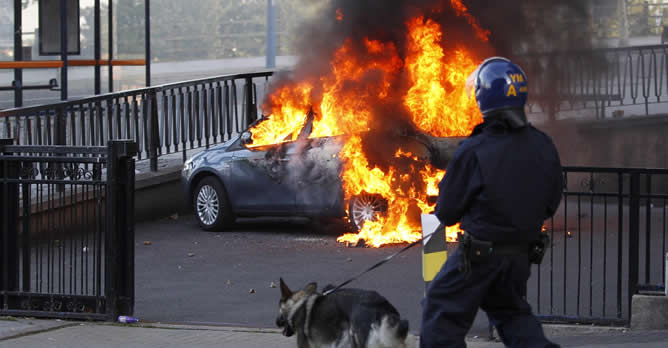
top-left (350, 194), bottom-right (386, 230)
top-left (196, 185), bottom-right (220, 226)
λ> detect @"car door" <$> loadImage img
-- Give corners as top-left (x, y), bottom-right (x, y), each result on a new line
top-left (293, 137), bottom-right (345, 216)
top-left (224, 141), bottom-right (297, 214)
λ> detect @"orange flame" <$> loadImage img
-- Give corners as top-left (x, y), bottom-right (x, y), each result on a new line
top-left (404, 17), bottom-right (483, 137)
top-left (251, 8), bottom-right (489, 247)
top-left (311, 39), bottom-right (403, 139)
top-left (252, 83), bottom-right (314, 146)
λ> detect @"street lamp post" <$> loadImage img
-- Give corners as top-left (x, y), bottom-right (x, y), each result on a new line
top-left (266, 0), bottom-right (276, 68)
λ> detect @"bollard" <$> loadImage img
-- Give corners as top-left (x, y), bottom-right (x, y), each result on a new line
top-left (420, 214), bottom-right (496, 341)
top-left (421, 214), bottom-right (447, 289)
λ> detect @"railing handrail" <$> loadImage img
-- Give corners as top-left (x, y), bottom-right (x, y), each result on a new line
top-left (562, 166), bottom-right (668, 174)
top-left (0, 144), bottom-right (108, 154)
top-left (0, 69), bottom-right (279, 117)
top-left (521, 43), bottom-right (668, 57)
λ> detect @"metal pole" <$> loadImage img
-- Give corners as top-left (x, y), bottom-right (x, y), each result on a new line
top-left (629, 172), bottom-right (641, 322)
top-left (108, 0), bottom-right (114, 93)
top-left (145, 0), bottom-right (151, 87)
top-left (244, 77), bottom-right (257, 125)
top-left (0, 138), bottom-right (14, 293)
top-left (13, 0), bottom-right (23, 107)
top-left (266, 0), bottom-right (276, 68)
top-left (149, 91), bottom-right (159, 172)
top-left (95, 0), bottom-right (101, 94)
top-left (105, 140), bottom-right (138, 317)
top-left (60, 0), bottom-right (68, 101)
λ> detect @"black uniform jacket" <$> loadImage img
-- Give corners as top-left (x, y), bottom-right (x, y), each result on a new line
top-left (434, 117), bottom-right (563, 244)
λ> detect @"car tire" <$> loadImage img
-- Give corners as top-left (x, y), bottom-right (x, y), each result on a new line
top-left (193, 176), bottom-right (235, 231)
top-left (347, 193), bottom-right (388, 232)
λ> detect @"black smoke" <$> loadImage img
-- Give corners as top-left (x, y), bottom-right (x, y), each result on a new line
top-left (290, 0), bottom-right (599, 75)
top-left (263, 0), bottom-right (603, 225)
top-left (270, 0), bottom-right (605, 123)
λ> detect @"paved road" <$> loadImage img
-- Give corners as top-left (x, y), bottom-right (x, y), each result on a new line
top-left (133, 215), bottom-right (495, 337)
top-left (133, 199), bottom-right (668, 336)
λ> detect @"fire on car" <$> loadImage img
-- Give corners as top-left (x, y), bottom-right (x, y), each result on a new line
top-left (184, 4), bottom-right (489, 247)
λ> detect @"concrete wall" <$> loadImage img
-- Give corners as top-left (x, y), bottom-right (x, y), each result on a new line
top-left (541, 115), bottom-right (668, 169)
top-left (135, 166), bottom-right (190, 222)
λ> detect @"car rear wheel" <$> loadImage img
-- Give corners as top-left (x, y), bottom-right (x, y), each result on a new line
top-left (193, 176), bottom-right (234, 231)
top-left (347, 193), bottom-right (388, 231)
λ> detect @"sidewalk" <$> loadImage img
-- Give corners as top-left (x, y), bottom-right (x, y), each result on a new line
top-left (2, 317), bottom-right (668, 348)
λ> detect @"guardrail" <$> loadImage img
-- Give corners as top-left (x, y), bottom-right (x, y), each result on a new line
top-left (0, 70), bottom-right (276, 171)
top-left (531, 166), bottom-right (668, 326)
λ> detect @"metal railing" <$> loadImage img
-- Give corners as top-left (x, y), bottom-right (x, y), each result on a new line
top-left (530, 167), bottom-right (668, 326)
top-left (3, 45), bottom-right (668, 147)
top-left (0, 71), bottom-right (276, 171)
top-left (0, 139), bottom-right (137, 320)
top-left (520, 44), bottom-right (668, 119)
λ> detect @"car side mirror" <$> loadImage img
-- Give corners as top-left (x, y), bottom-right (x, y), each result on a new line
top-left (240, 131), bottom-right (252, 146)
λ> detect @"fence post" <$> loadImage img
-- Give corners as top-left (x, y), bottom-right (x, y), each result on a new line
top-left (148, 91), bottom-right (160, 172)
top-left (244, 77), bottom-right (257, 126)
top-left (665, 252), bottom-right (668, 297)
top-left (55, 107), bottom-right (67, 146)
top-left (0, 138), bottom-right (19, 293)
top-left (628, 171), bottom-right (641, 323)
top-left (105, 140), bottom-right (138, 319)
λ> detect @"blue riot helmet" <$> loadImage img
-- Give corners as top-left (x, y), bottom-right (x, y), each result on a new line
top-left (469, 57), bottom-right (528, 117)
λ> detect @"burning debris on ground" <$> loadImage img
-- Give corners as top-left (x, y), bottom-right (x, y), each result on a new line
top-left (246, 0), bottom-right (601, 248)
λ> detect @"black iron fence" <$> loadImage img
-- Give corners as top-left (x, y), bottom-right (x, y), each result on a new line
top-left (0, 139), bottom-right (137, 320)
top-left (3, 45), bottom-right (668, 154)
top-left (530, 167), bottom-right (668, 326)
top-left (520, 44), bottom-right (668, 119)
top-left (0, 71), bottom-right (275, 172)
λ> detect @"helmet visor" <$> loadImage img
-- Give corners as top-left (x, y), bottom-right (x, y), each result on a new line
top-left (465, 66), bottom-right (480, 100)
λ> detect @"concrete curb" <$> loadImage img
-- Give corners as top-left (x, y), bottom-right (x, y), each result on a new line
top-left (0, 318), bottom-right (75, 342)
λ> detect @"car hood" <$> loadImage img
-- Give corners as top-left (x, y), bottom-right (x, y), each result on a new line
top-left (207, 137), bottom-right (238, 152)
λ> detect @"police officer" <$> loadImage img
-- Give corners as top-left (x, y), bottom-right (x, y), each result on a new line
top-left (420, 57), bottom-right (563, 348)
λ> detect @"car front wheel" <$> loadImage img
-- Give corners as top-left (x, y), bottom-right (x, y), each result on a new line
top-left (193, 176), bottom-right (234, 231)
top-left (347, 193), bottom-right (388, 231)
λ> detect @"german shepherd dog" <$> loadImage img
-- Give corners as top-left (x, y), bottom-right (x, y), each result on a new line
top-left (276, 278), bottom-right (409, 348)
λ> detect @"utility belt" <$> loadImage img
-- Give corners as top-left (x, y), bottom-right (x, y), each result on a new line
top-left (457, 232), bottom-right (550, 276)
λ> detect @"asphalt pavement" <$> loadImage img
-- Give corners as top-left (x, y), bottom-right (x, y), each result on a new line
top-left (132, 209), bottom-right (661, 334)
top-left (133, 215), bottom-right (435, 332)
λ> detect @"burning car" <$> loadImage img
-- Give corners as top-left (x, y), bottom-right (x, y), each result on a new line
top-left (181, 116), bottom-right (462, 235)
top-left (184, 2), bottom-right (491, 247)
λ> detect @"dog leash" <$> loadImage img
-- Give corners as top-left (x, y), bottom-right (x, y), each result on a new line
top-left (323, 223), bottom-right (445, 296)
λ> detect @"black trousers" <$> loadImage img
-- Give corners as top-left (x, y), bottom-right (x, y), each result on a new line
top-left (420, 248), bottom-right (559, 348)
